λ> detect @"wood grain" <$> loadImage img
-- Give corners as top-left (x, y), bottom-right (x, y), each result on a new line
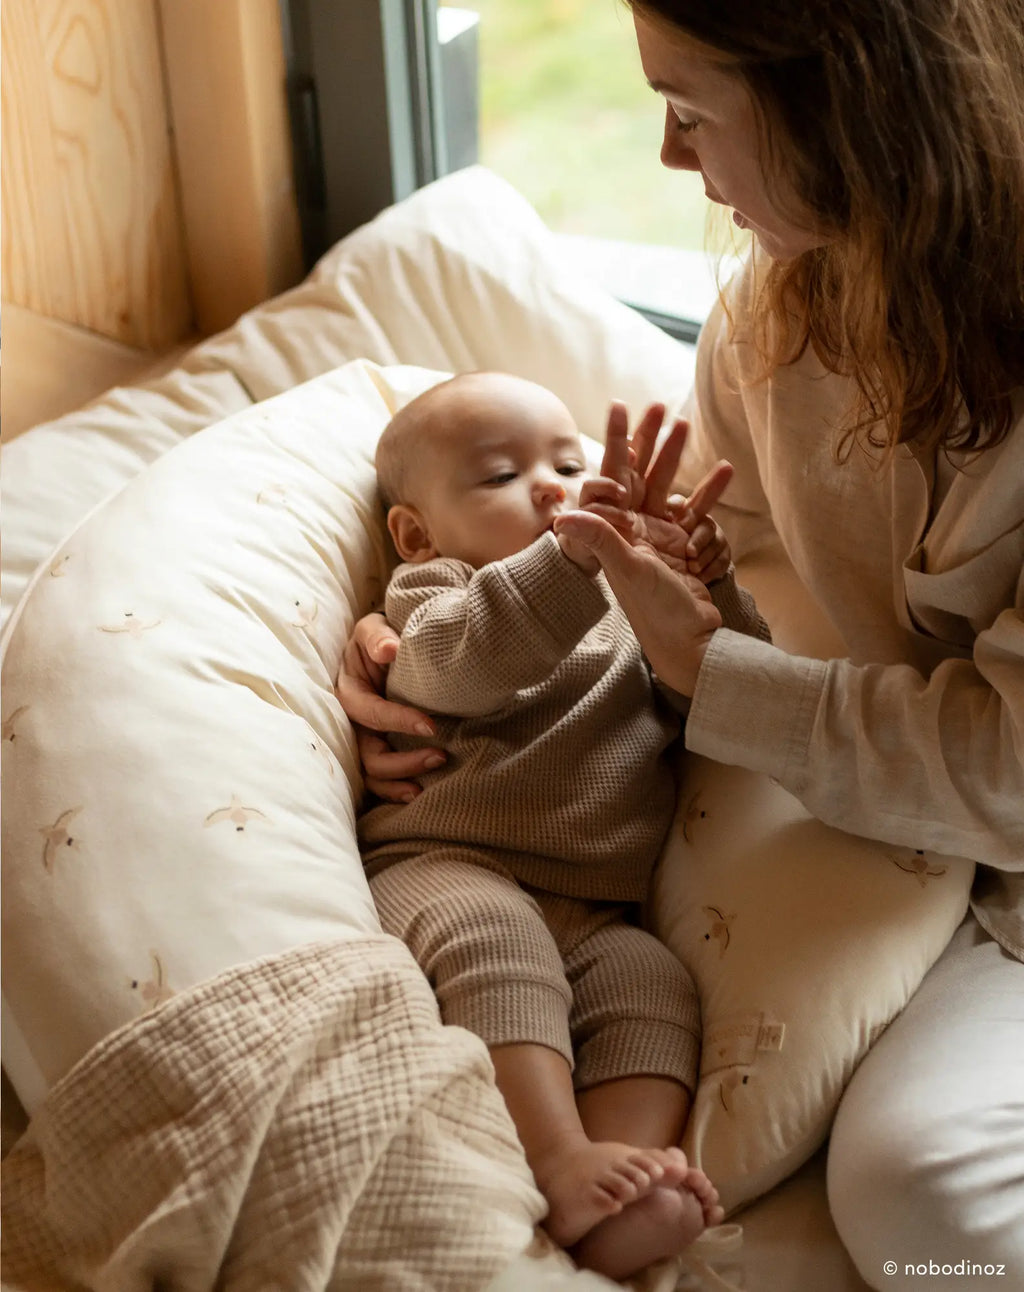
top-left (1, 0), bottom-right (192, 349)
top-left (159, 0), bottom-right (303, 334)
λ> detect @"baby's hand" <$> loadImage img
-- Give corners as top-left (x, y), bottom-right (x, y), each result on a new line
top-left (579, 475), bottom-right (644, 540)
top-left (559, 475), bottom-right (639, 574)
top-left (677, 512), bottom-right (731, 584)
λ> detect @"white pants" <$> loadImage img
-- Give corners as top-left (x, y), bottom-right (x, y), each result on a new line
top-left (828, 915), bottom-right (1024, 1290)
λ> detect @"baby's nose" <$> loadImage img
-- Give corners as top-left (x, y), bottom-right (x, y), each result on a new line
top-left (534, 477), bottom-right (567, 505)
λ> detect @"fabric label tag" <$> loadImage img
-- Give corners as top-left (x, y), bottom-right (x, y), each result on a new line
top-left (701, 1013), bottom-right (785, 1074)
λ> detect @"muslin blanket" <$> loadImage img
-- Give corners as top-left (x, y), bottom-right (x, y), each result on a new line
top-left (1, 936), bottom-right (551, 1291)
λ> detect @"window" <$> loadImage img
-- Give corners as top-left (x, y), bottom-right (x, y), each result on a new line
top-left (281, 0), bottom-right (739, 336)
top-left (460, 1), bottom-right (734, 334)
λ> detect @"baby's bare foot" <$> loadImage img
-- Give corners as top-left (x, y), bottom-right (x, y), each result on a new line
top-left (573, 1157), bottom-right (722, 1280)
top-left (682, 1164), bottom-right (725, 1228)
top-left (535, 1141), bottom-right (671, 1249)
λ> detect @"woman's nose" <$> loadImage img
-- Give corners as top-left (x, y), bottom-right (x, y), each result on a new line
top-left (660, 104), bottom-right (701, 172)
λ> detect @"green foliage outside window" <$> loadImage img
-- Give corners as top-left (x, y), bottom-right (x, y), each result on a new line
top-left (469, 0), bottom-right (719, 251)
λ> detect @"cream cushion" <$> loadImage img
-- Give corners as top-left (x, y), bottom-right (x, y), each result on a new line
top-left (653, 755), bottom-right (974, 1215)
top-left (651, 551), bottom-right (974, 1214)
top-left (1, 361), bottom-right (438, 1108)
top-left (0, 165), bottom-right (694, 633)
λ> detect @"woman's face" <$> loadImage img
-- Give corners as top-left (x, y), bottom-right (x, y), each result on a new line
top-left (634, 10), bottom-right (828, 260)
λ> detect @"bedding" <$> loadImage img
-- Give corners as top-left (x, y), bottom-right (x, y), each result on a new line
top-left (1, 165), bottom-right (694, 636)
top-left (2, 164), bottom-right (969, 1290)
top-left (2, 938), bottom-right (550, 1291)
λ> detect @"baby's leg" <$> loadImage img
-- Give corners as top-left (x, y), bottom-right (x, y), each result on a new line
top-left (575, 1075), bottom-right (723, 1278)
top-left (545, 896), bottom-right (723, 1277)
top-left (490, 1043), bottom-right (687, 1248)
top-left (371, 857), bottom-right (678, 1246)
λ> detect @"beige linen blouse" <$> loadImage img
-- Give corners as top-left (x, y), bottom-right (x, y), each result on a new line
top-left (682, 263), bottom-right (1024, 960)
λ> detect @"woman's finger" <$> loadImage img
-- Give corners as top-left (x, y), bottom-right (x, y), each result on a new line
top-left (339, 683), bottom-right (437, 737)
top-left (628, 403), bottom-right (667, 479)
top-left (643, 416), bottom-right (690, 517)
top-left (363, 778), bottom-right (421, 803)
top-left (356, 728), bottom-right (442, 778)
top-left (335, 612), bottom-right (437, 736)
top-left (554, 511), bottom-right (664, 596)
top-left (357, 728), bottom-right (445, 802)
top-left (600, 402), bottom-right (633, 489)
top-left (337, 613), bottom-right (397, 695)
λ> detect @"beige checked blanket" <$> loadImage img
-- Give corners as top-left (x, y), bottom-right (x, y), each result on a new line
top-left (1, 936), bottom-right (554, 1291)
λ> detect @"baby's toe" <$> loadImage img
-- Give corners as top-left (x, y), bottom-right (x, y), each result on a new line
top-left (599, 1165), bottom-right (643, 1204)
top-left (626, 1150), bottom-right (666, 1182)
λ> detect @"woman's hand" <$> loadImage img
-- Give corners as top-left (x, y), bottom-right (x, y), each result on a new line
top-left (552, 511), bottom-right (722, 698)
top-left (584, 402), bottom-right (734, 579)
top-left (335, 612), bottom-right (446, 801)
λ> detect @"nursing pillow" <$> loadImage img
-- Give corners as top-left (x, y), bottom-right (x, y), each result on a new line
top-left (652, 754), bottom-right (973, 1214)
top-left (1, 361), bottom-right (429, 1107)
top-left (2, 356), bottom-right (975, 1221)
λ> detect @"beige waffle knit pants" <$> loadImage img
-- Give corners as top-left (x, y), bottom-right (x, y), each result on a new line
top-left (369, 852), bottom-right (701, 1093)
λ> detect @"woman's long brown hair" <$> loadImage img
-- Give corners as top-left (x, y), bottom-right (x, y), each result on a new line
top-left (630, 0), bottom-right (1024, 456)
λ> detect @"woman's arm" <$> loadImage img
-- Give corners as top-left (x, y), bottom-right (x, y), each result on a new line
top-left (552, 509), bottom-right (1024, 870)
top-left (688, 598), bottom-right (1024, 870)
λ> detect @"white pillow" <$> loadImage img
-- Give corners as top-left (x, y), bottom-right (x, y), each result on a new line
top-left (1, 361), bottom-right (443, 1109)
top-left (1, 165), bottom-right (694, 633)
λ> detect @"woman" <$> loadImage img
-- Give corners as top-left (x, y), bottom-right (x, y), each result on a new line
top-left (339, 2), bottom-right (1024, 1286)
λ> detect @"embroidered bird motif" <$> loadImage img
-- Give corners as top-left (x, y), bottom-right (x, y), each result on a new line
top-left (40, 807), bottom-right (83, 871)
top-left (3, 706), bottom-right (29, 742)
top-left (718, 1070), bottom-right (750, 1113)
top-left (888, 848), bottom-right (947, 887)
top-left (204, 795), bottom-right (270, 832)
top-left (682, 791), bottom-right (708, 843)
top-left (702, 905), bottom-right (736, 957)
top-left (290, 598), bottom-right (319, 629)
top-left (99, 611), bottom-right (161, 638)
top-left (308, 729), bottom-right (336, 776)
top-left (130, 952), bottom-right (176, 1009)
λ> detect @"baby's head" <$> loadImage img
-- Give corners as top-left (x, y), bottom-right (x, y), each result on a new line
top-left (376, 372), bottom-right (588, 568)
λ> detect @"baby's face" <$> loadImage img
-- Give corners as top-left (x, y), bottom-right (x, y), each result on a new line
top-left (416, 378), bottom-right (588, 568)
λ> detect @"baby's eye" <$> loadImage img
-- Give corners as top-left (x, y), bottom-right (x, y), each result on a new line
top-left (557, 463), bottom-right (585, 477)
top-left (485, 471), bottom-right (517, 486)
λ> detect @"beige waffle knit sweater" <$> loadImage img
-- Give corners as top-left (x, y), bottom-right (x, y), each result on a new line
top-left (359, 532), bottom-right (768, 902)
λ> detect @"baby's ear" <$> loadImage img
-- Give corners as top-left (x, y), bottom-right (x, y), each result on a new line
top-left (387, 505), bottom-right (438, 563)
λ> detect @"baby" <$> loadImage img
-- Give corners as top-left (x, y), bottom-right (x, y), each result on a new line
top-left (359, 372), bottom-right (766, 1279)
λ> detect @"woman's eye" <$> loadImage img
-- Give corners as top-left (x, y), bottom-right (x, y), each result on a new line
top-left (671, 107), bottom-right (701, 134)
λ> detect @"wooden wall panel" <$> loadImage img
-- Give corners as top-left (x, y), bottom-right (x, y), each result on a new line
top-left (158, 0), bottom-right (303, 335)
top-left (1, 0), bottom-right (192, 349)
